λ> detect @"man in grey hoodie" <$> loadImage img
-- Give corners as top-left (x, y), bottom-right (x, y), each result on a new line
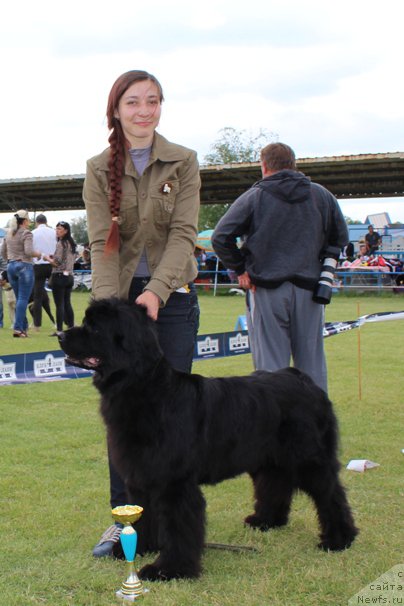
top-left (212, 142), bottom-right (348, 392)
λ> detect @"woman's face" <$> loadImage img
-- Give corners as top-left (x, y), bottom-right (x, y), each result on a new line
top-left (56, 225), bottom-right (68, 239)
top-left (115, 79), bottom-right (161, 148)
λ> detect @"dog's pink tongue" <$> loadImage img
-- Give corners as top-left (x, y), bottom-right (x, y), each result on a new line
top-left (86, 357), bottom-right (99, 367)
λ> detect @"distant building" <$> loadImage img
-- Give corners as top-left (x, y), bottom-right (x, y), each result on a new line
top-left (365, 213), bottom-right (391, 229)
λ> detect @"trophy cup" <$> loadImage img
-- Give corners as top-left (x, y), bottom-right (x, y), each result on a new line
top-left (111, 505), bottom-right (146, 602)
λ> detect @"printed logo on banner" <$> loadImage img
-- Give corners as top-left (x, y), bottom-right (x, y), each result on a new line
top-left (227, 332), bottom-right (250, 355)
top-left (323, 321), bottom-right (359, 338)
top-left (197, 335), bottom-right (220, 356)
top-left (33, 354), bottom-right (66, 377)
top-left (0, 359), bottom-right (17, 381)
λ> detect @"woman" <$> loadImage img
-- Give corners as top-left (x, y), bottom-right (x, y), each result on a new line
top-left (83, 70), bottom-right (200, 557)
top-left (1, 210), bottom-right (41, 337)
top-left (44, 221), bottom-right (76, 336)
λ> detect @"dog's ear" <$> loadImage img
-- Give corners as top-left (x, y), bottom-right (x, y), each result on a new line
top-left (119, 303), bottom-right (161, 356)
top-left (133, 302), bottom-right (150, 319)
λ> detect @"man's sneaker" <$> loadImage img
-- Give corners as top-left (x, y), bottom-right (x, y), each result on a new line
top-left (92, 522), bottom-right (123, 558)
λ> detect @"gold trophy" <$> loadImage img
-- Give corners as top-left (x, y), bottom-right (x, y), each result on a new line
top-left (111, 505), bottom-right (147, 602)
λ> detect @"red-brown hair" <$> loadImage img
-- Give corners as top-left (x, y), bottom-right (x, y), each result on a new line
top-left (104, 70), bottom-right (164, 253)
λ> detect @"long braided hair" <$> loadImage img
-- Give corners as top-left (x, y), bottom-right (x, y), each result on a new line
top-left (104, 70), bottom-right (164, 253)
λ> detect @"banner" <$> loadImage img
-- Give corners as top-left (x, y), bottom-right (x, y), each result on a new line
top-left (0, 350), bottom-right (92, 385)
top-left (0, 330), bottom-right (251, 386)
top-left (1, 311), bottom-right (403, 385)
top-left (323, 310), bottom-right (404, 337)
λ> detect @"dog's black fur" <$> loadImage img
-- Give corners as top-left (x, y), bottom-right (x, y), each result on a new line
top-left (60, 298), bottom-right (358, 581)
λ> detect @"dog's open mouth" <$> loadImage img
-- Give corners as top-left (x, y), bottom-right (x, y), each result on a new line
top-left (65, 356), bottom-right (100, 370)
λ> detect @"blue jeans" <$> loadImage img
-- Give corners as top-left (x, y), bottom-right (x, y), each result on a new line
top-left (0, 287), bottom-right (3, 327)
top-left (109, 278), bottom-right (200, 507)
top-left (7, 261), bottom-right (35, 332)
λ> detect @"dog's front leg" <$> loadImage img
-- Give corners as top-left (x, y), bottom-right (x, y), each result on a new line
top-left (139, 480), bottom-right (206, 581)
top-left (124, 486), bottom-right (160, 556)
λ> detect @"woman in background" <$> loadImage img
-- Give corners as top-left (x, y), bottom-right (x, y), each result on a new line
top-left (44, 221), bottom-right (76, 336)
top-left (1, 210), bottom-right (40, 337)
top-left (83, 69), bottom-right (200, 557)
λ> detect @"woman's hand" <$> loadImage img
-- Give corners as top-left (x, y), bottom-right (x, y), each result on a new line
top-left (135, 290), bottom-right (161, 321)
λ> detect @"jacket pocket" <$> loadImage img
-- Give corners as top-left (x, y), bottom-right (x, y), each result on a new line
top-left (151, 180), bottom-right (180, 225)
top-left (119, 194), bottom-right (139, 233)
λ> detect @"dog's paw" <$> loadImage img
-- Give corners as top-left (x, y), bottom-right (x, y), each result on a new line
top-left (318, 528), bottom-right (358, 551)
top-left (244, 514), bottom-right (287, 531)
top-left (139, 562), bottom-right (198, 581)
top-left (139, 558), bottom-right (201, 581)
top-left (139, 563), bottom-right (168, 581)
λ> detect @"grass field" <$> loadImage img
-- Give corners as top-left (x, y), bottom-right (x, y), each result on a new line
top-left (0, 290), bottom-right (403, 606)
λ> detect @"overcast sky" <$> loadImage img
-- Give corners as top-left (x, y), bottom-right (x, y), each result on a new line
top-left (1, 0), bottom-right (403, 226)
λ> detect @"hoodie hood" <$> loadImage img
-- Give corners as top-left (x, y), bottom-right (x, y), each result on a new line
top-left (256, 170), bottom-right (311, 203)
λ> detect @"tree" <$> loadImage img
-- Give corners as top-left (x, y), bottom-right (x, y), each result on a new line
top-left (203, 126), bottom-right (278, 165)
top-left (198, 204), bottom-right (231, 232)
top-left (344, 216), bottom-right (362, 225)
top-left (71, 215), bottom-right (89, 245)
top-left (199, 127), bottom-right (278, 230)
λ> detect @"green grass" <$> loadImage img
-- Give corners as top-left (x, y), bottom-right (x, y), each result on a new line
top-left (0, 290), bottom-right (403, 606)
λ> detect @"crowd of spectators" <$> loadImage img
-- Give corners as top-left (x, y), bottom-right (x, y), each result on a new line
top-left (0, 213), bottom-right (91, 336)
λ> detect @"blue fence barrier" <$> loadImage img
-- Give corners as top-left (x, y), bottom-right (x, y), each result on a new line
top-left (73, 269), bottom-right (404, 293)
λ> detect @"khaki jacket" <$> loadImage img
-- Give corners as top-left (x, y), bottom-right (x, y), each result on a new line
top-left (83, 133), bottom-right (200, 304)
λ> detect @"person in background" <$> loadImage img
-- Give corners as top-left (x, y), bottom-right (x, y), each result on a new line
top-left (83, 69), bottom-right (200, 558)
top-left (357, 240), bottom-right (369, 261)
top-left (340, 241), bottom-right (354, 263)
top-left (74, 244), bottom-right (91, 270)
top-left (43, 221), bottom-right (76, 336)
top-left (365, 224), bottom-right (381, 255)
top-left (31, 213), bottom-right (57, 330)
top-left (0, 268), bottom-right (16, 327)
top-left (0, 210), bottom-right (41, 337)
top-left (80, 246), bottom-right (91, 270)
top-left (212, 142), bottom-right (348, 393)
top-left (0, 251), bottom-right (6, 328)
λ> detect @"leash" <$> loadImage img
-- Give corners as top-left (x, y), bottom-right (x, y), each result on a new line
top-left (205, 542), bottom-right (259, 553)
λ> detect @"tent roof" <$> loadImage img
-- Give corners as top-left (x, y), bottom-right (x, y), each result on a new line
top-left (0, 152), bottom-right (403, 213)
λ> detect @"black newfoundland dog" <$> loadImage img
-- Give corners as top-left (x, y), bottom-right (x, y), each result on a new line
top-left (59, 298), bottom-right (358, 581)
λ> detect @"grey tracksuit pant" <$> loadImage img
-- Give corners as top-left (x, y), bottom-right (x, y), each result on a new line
top-left (246, 282), bottom-right (327, 393)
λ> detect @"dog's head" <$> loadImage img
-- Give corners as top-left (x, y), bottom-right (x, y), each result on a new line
top-left (59, 298), bottom-right (164, 381)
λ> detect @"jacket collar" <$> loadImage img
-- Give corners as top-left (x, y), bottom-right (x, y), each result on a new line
top-left (97, 132), bottom-right (186, 174)
top-left (150, 132), bottom-right (187, 162)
